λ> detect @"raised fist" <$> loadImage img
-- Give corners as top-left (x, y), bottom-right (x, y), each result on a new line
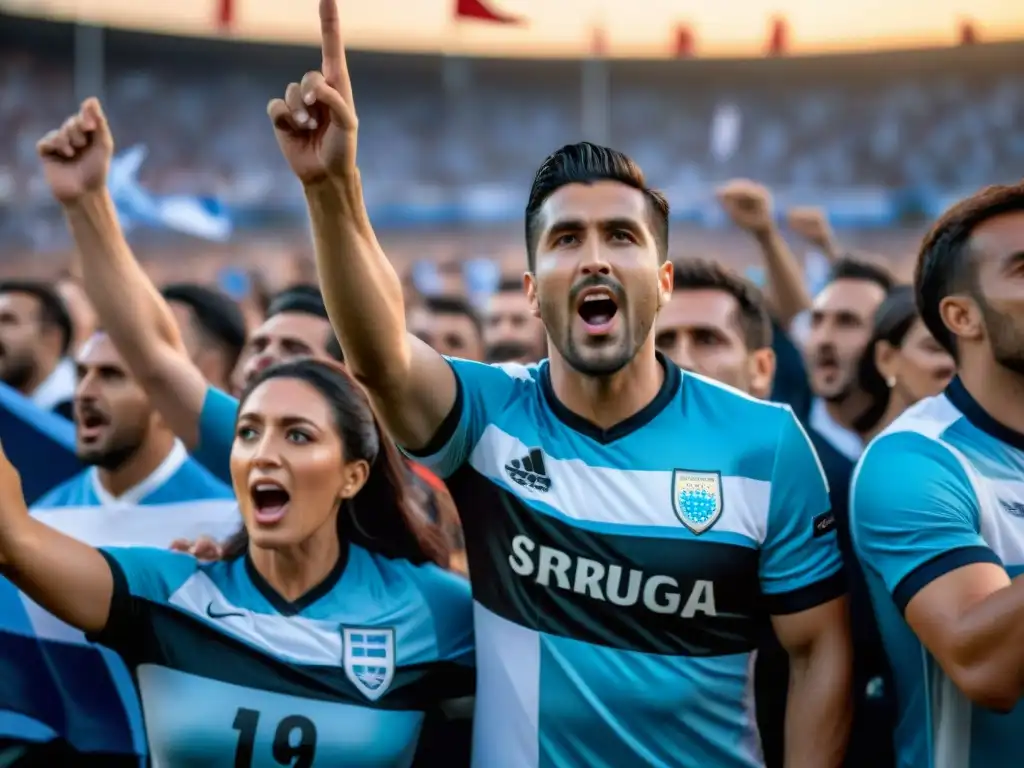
top-left (716, 179), bottom-right (774, 235)
top-left (268, 0), bottom-right (359, 185)
top-left (786, 207), bottom-right (834, 248)
top-left (37, 98), bottom-right (114, 205)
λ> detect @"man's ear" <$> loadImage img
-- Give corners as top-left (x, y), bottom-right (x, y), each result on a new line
top-left (524, 272), bottom-right (541, 319)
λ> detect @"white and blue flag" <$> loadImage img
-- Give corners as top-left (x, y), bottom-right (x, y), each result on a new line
top-left (109, 145), bottom-right (233, 242)
top-left (0, 440), bottom-right (240, 761)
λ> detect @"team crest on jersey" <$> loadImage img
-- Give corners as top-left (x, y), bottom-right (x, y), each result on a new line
top-left (342, 627), bottom-right (396, 702)
top-left (672, 470), bottom-right (723, 534)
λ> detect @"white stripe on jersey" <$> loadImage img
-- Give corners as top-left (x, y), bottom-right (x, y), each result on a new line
top-left (167, 572), bottom-right (346, 666)
top-left (31, 500), bottom-right (240, 549)
top-left (468, 424), bottom-right (772, 543)
top-left (24, 500), bottom-right (240, 645)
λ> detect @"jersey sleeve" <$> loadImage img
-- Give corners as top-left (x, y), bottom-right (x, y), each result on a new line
top-left (418, 568), bottom-right (474, 667)
top-left (760, 407), bottom-right (846, 614)
top-left (850, 430), bottom-right (996, 613)
top-left (89, 547), bottom-right (199, 656)
top-left (191, 386), bottom-right (239, 485)
top-left (402, 358), bottom-right (526, 479)
top-left (409, 564), bottom-right (475, 701)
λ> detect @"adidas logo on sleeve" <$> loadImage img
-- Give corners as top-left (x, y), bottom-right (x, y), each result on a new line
top-left (505, 448), bottom-right (551, 493)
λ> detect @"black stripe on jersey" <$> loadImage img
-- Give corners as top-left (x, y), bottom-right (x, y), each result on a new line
top-left (453, 467), bottom-right (769, 657)
top-left (892, 545), bottom-right (1002, 614)
top-left (763, 570), bottom-right (846, 615)
top-left (93, 553), bottom-right (475, 711)
top-left (404, 360), bottom-right (465, 458)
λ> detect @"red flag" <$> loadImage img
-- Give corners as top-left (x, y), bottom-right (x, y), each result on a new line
top-left (455, 0), bottom-right (521, 24)
top-left (674, 24), bottom-right (695, 58)
top-left (767, 16), bottom-right (788, 56)
top-left (591, 25), bottom-right (607, 57)
top-left (959, 19), bottom-right (978, 45)
top-left (216, 0), bottom-right (233, 29)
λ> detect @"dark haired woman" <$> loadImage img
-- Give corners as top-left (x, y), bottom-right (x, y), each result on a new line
top-left (855, 285), bottom-right (955, 441)
top-left (0, 359), bottom-right (473, 766)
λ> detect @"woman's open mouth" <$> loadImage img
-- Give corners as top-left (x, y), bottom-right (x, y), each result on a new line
top-left (250, 481), bottom-right (291, 525)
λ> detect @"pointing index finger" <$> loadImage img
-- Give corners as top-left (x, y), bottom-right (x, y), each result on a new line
top-left (319, 0), bottom-right (353, 106)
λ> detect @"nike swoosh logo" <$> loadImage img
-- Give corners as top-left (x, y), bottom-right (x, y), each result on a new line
top-left (206, 602), bottom-right (246, 620)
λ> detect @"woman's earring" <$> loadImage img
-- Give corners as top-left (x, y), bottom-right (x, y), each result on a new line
top-left (886, 375), bottom-right (896, 388)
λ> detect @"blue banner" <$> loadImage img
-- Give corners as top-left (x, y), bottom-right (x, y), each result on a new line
top-left (0, 384), bottom-right (80, 506)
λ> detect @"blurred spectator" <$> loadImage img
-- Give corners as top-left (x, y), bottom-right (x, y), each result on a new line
top-left (657, 258), bottom-right (774, 398)
top-left (0, 280), bottom-right (75, 419)
top-left (482, 278), bottom-right (544, 364)
top-left (804, 258), bottom-right (894, 461)
top-left (161, 283), bottom-right (247, 393)
top-left (408, 296), bottom-right (485, 361)
top-left (855, 284), bottom-right (955, 441)
top-left (233, 284), bottom-right (342, 392)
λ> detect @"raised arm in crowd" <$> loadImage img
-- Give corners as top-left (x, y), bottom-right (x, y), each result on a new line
top-left (270, 0), bottom-right (456, 451)
top-left (39, 99), bottom-right (212, 450)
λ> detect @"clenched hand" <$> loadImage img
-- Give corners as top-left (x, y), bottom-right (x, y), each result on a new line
top-left (268, 0), bottom-right (359, 184)
top-left (36, 98), bottom-right (114, 205)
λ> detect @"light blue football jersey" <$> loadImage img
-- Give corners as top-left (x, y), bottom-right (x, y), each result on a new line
top-left (89, 542), bottom-right (474, 767)
top-left (0, 441), bottom-right (239, 760)
top-left (193, 385), bottom-right (238, 484)
top-left (407, 353), bottom-right (843, 768)
top-left (851, 376), bottom-right (1024, 768)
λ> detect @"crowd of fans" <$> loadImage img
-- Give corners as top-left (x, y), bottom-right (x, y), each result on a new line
top-left (3, 23), bottom-right (1024, 216)
top-left (1, 6), bottom-right (1024, 768)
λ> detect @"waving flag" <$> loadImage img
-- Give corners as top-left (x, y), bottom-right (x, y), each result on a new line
top-left (109, 146), bottom-right (233, 242)
top-left (0, 383), bottom-right (80, 505)
top-left (455, 0), bottom-right (522, 24)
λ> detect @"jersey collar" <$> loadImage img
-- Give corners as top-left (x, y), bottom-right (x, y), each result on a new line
top-left (945, 375), bottom-right (1024, 452)
top-left (245, 537), bottom-right (350, 616)
top-left (90, 439), bottom-right (188, 506)
top-left (540, 350), bottom-right (680, 445)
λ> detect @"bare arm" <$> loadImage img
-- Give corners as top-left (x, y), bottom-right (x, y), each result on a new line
top-left (787, 207), bottom-right (842, 264)
top-left (717, 180), bottom-right (812, 327)
top-left (270, 0), bottom-right (455, 450)
top-left (0, 451), bottom-right (111, 634)
top-left (306, 181), bottom-right (455, 450)
top-left (752, 226), bottom-right (812, 328)
top-left (40, 102), bottom-right (208, 449)
top-left (773, 597), bottom-right (852, 768)
top-left (905, 563), bottom-right (1024, 711)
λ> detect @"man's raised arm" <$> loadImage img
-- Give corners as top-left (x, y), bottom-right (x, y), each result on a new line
top-left (267, 0), bottom-right (455, 451)
top-left (37, 99), bottom-right (208, 448)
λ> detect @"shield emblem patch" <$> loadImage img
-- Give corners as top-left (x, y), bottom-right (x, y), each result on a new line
top-left (342, 627), bottom-right (396, 702)
top-left (672, 470), bottom-right (723, 534)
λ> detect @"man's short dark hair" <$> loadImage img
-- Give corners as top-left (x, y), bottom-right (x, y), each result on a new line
top-left (525, 142), bottom-right (670, 271)
top-left (915, 182), bottom-right (1024, 358)
top-left (671, 259), bottom-right (773, 351)
top-left (265, 283), bottom-right (343, 362)
top-left (161, 283), bottom-right (247, 370)
top-left (267, 284), bottom-right (329, 320)
top-left (495, 278), bottom-right (525, 294)
top-left (827, 256), bottom-right (895, 294)
top-left (423, 295), bottom-right (483, 339)
top-left (0, 280), bottom-right (72, 355)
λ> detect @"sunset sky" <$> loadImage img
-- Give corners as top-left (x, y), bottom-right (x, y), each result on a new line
top-left (4, 0), bottom-right (1024, 57)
